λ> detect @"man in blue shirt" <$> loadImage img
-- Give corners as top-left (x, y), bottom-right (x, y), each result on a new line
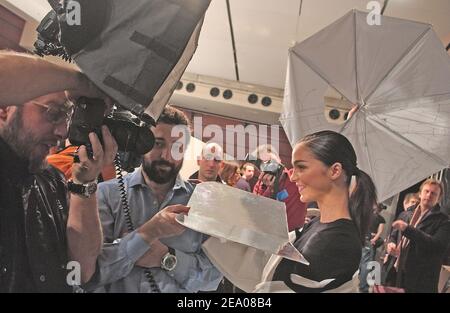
top-left (87, 106), bottom-right (222, 292)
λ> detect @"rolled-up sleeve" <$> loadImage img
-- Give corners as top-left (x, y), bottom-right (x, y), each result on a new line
top-left (84, 174), bottom-right (222, 293)
top-left (92, 231), bottom-right (150, 287)
top-left (84, 184), bottom-right (151, 290)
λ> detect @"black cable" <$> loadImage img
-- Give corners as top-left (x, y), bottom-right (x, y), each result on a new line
top-left (115, 156), bottom-right (135, 232)
top-left (225, 0), bottom-right (240, 81)
top-left (381, 0), bottom-right (389, 15)
top-left (114, 155), bottom-right (161, 293)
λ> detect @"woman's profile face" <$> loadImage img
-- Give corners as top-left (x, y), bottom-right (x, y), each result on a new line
top-left (230, 168), bottom-right (241, 186)
top-left (290, 142), bottom-right (332, 203)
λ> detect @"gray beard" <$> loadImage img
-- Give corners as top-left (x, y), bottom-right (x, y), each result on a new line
top-left (0, 107), bottom-right (47, 173)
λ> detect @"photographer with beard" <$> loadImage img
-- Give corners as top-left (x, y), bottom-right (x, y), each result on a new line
top-left (0, 51), bottom-right (117, 292)
top-left (0, 52), bottom-right (195, 292)
top-left (86, 106), bottom-right (222, 293)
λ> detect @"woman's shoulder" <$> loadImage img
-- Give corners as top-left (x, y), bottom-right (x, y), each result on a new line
top-left (303, 217), bottom-right (357, 233)
top-left (322, 219), bottom-right (360, 242)
top-left (300, 218), bottom-right (360, 251)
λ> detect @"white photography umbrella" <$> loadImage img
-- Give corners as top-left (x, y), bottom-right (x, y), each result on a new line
top-left (280, 10), bottom-right (450, 201)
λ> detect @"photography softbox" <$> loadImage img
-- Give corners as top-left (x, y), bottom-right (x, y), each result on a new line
top-left (41, 0), bottom-right (211, 123)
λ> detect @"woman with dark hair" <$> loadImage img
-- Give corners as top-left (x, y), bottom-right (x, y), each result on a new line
top-left (255, 130), bottom-right (377, 292)
top-left (219, 161), bottom-right (241, 187)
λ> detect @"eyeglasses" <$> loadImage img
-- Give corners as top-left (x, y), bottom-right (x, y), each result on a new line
top-left (30, 100), bottom-right (73, 125)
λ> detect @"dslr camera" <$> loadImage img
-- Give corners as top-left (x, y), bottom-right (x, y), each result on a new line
top-left (68, 97), bottom-right (155, 171)
top-left (34, 1), bottom-right (156, 170)
top-left (34, 0), bottom-right (210, 170)
top-left (244, 153), bottom-right (284, 177)
top-left (260, 159), bottom-right (284, 177)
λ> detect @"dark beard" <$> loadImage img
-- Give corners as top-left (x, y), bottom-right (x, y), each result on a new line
top-left (143, 159), bottom-right (183, 184)
top-left (0, 107), bottom-right (47, 173)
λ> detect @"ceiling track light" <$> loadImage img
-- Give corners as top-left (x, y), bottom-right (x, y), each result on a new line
top-left (223, 89), bottom-right (233, 99)
top-left (261, 96), bottom-right (272, 107)
top-left (186, 82), bottom-right (196, 93)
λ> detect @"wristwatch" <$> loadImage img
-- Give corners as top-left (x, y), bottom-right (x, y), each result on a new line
top-left (67, 179), bottom-right (98, 198)
top-left (161, 247), bottom-right (177, 271)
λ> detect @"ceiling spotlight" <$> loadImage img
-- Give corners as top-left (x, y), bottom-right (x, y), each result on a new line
top-left (223, 89), bottom-right (233, 99)
top-left (210, 87), bottom-right (220, 97)
top-left (186, 82), bottom-right (196, 93)
top-left (329, 109), bottom-right (340, 120)
top-left (261, 96), bottom-right (272, 107)
top-left (248, 94), bottom-right (258, 104)
top-left (176, 81), bottom-right (183, 90)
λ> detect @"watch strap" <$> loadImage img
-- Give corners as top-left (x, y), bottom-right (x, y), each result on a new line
top-left (67, 179), bottom-right (97, 197)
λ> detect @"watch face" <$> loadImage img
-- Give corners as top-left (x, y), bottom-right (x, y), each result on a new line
top-left (86, 182), bottom-right (98, 195)
top-left (162, 254), bottom-right (177, 271)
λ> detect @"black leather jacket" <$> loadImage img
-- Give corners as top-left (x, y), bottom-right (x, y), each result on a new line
top-left (0, 138), bottom-right (71, 292)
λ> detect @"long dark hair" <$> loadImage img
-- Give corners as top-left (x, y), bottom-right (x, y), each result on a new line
top-left (220, 161), bottom-right (240, 186)
top-left (299, 130), bottom-right (377, 243)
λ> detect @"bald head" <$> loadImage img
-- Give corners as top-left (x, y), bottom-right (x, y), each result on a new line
top-left (197, 143), bottom-right (224, 182)
top-left (201, 142), bottom-right (223, 160)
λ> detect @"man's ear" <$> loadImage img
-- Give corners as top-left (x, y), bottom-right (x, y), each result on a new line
top-left (0, 106), bottom-right (15, 123)
top-left (0, 108), bottom-right (7, 122)
top-left (329, 162), bottom-right (343, 180)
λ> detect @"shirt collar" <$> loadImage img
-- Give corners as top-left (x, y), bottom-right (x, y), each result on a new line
top-left (189, 170), bottom-right (224, 183)
top-left (129, 167), bottom-right (190, 192)
top-left (174, 175), bottom-right (190, 192)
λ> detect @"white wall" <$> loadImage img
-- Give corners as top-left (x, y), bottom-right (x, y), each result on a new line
top-left (179, 136), bottom-right (204, 181)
